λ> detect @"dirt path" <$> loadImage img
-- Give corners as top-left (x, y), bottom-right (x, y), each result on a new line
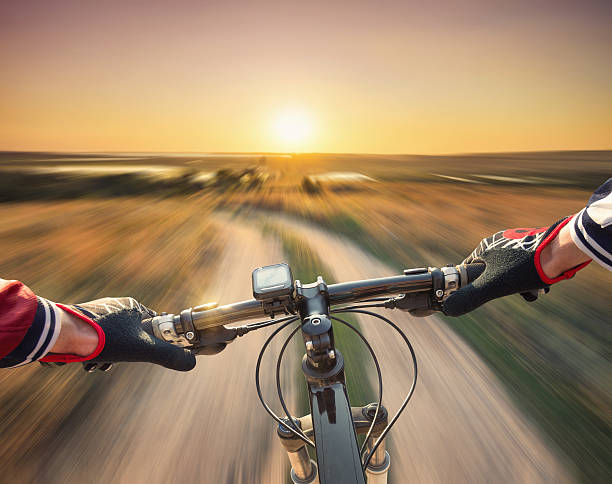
top-left (38, 213), bottom-right (571, 484)
top-left (40, 219), bottom-right (295, 484)
top-left (268, 214), bottom-right (572, 483)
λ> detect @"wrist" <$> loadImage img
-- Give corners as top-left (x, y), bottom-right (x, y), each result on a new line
top-left (50, 309), bottom-right (99, 356)
top-left (540, 222), bottom-right (591, 279)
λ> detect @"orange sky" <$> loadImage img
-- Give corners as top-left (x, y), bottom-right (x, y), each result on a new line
top-left (1, 0), bottom-right (611, 154)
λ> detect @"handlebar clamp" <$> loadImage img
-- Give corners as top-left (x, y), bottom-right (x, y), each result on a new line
top-left (180, 308), bottom-right (199, 344)
top-left (441, 265), bottom-right (460, 298)
top-left (429, 267), bottom-right (445, 302)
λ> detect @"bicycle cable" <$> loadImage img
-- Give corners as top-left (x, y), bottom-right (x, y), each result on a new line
top-left (242, 313), bottom-right (299, 332)
top-left (274, 315), bottom-right (384, 458)
top-left (331, 308), bottom-right (418, 470)
top-left (334, 303), bottom-right (387, 311)
top-left (255, 307), bottom-right (418, 466)
top-left (357, 297), bottom-right (390, 302)
top-left (274, 324), bottom-right (310, 443)
top-left (328, 315), bottom-right (384, 459)
top-left (255, 316), bottom-right (315, 447)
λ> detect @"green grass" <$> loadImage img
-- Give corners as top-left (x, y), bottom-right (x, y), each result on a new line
top-left (445, 297), bottom-right (611, 483)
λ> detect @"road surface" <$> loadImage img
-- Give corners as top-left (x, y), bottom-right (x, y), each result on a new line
top-left (33, 214), bottom-right (571, 483)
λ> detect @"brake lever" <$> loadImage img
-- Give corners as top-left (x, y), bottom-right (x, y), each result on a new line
top-left (383, 265), bottom-right (457, 317)
top-left (82, 362), bottom-right (113, 373)
top-left (39, 359), bottom-right (114, 372)
top-left (193, 344), bottom-right (227, 356)
top-left (520, 287), bottom-right (550, 302)
top-left (192, 325), bottom-right (239, 355)
top-left (383, 292), bottom-right (439, 316)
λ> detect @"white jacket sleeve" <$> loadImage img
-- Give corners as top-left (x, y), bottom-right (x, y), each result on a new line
top-left (570, 178), bottom-right (612, 270)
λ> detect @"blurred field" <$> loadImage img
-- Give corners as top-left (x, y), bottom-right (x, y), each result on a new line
top-left (0, 150), bottom-right (610, 483)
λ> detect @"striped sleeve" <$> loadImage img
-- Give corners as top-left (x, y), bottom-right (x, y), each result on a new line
top-left (569, 178), bottom-right (612, 271)
top-left (0, 280), bottom-right (62, 368)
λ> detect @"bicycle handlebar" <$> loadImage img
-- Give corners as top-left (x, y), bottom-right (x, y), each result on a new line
top-left (138, 261), bottom-right (487, 484)
top-left (143, 262), bottom-right (486, 349)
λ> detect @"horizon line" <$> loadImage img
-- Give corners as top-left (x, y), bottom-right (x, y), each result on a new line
top-left (1, 148), bottom-right (611, 157)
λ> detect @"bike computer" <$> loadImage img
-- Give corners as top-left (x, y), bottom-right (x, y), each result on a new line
top-left (252, 263), bottom-right (294, 301)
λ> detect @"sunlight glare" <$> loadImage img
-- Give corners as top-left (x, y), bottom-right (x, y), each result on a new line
top-left (272, 109), bottom-right (313, 150)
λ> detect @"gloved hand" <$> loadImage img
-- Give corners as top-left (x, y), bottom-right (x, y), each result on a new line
top-left (41, 297), bottom-right (196, 371)
top-left (443, 217), bottom-right (591, 317)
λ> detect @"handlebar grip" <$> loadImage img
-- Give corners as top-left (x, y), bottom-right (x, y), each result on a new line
top-left (465, 262), bottom-right (485, 283)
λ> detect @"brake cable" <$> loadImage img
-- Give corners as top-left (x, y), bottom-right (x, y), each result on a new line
top-left (255, 305), bottom-right (418, 469)
top-left (274, 324), bottom-right (310, 442)
top-left (328, 315), bottom-right (383, 458)
top-left (274, 314), bottom-right (384, 458)
top-left (334, 302), bottom-right (387, 311)
top-left (331, 308), bottom-right (418, 471)
top-left (255, 317), bottom-right (316, 447)
top-left (241, 313), bottom-right (299, 333)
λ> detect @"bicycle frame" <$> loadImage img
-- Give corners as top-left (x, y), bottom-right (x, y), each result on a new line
top-left (278, 403), bottom-right (390, 484)
top-left (273, 274), bottom-right (398, 483)
top-left (291, 276), bottom-right (367, 483)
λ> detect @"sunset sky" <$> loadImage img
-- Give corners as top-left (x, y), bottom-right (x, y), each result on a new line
top-left (1, 0), bottom-right (611, 154)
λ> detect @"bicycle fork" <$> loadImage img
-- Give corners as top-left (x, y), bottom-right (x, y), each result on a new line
top-left (277, 403), bottom-right (390, 484)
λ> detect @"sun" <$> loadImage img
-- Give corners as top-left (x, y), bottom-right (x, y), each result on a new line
top-left (272, 108), bottom-right (313, 150)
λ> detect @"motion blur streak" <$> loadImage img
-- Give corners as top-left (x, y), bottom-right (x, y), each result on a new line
top-left (0, 151), bottom-right (610, 482)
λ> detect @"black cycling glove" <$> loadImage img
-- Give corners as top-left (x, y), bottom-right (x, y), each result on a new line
top-left (443, 217), bottom-right (591, 317)
top-left (41, 297), bottom-right (196, 371)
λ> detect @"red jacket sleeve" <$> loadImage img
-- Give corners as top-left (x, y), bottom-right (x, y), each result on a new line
top-left (0, 279), bottom-right (62, 367)
top-left (0, 280), bottom-right (37, 358)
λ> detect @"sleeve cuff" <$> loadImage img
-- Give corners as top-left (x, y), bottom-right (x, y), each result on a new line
top-left (570, 208), bottom-right (612, 271)
top-left (0, 297), bottom-right (62, 368)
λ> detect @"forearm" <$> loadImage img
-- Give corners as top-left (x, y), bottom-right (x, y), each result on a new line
top-left (51, 309), bottom-right (99, 356)
top-left (540, 222), bottom-right (592, 279)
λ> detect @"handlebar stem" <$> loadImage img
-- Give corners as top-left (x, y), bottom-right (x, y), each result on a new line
top-left (295, 277), bottom-right (339, 373)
